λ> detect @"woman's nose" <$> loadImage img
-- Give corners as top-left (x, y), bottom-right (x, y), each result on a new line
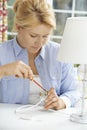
top-left (36, 36), bottom-right (43, 44)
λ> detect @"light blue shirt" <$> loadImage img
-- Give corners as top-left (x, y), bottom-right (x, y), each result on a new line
top-left (0, 37), bottom-right (80, 106)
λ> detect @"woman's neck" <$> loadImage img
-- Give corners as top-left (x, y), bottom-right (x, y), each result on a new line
top-left (28, 52), bottom-right (37, 60)
top-left (28, 52), bottom-right (39, 75)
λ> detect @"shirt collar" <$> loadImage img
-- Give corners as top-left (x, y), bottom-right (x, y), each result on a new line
top-left (39, 45), bottom-right (46, 60)
top-left (13, 36), bottom-right (24, 56)
top-left (13, 36), bottom-right (46, 59)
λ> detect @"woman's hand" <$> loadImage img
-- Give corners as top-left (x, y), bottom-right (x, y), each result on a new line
top-left (44, 88), bottom-right (66, 110)
top-left (0, 61), bottom-right (33, 79)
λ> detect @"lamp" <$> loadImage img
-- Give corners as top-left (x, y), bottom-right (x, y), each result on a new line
top-left (58, 17), bottom-right (87, 124)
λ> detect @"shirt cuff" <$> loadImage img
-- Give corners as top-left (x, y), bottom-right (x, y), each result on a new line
top-left (60, 96), bottom-right (71, 108)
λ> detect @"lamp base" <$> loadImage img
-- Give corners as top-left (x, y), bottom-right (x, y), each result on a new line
top-left (70, 113), bottom-right (87, 124)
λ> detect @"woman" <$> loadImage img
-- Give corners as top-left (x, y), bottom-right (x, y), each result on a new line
top-left (0, 0), bottom-right (80, 110)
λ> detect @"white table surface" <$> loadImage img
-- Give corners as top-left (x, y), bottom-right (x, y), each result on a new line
top-left (0, 103), bottom-right (87, 130)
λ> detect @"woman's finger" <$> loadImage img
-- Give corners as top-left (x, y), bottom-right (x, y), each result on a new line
top-left (45, 96), bottom-right (57, 108)
top-left (17, 61), bottom-right (34, 79)
top-left (44, 97), bottom-right (58, 110)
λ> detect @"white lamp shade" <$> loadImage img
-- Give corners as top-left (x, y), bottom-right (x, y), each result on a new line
top-left (58, 17), bottom-right (87, 64)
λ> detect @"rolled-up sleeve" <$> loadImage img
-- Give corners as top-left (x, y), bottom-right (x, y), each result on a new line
top-left (60, 63), bottom-right (81, 107)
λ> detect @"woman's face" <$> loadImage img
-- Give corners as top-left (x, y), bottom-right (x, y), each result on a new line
top-left (17, 24), bottom-right (52, 54)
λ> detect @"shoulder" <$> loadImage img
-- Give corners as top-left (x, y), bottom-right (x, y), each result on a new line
top-left (45, 41), bottom-right (60, 48)
top-left (0, 39), bottom-right (14, 52)
top-left (44, 41), bottom-right (60, 53)
top-left (42, 41), bottom-right (60, 60)
top-left (0, 39), bottom-right (14, 60)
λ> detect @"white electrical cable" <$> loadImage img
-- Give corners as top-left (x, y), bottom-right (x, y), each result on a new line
top-left (15, 97), bottom-right (45, 114)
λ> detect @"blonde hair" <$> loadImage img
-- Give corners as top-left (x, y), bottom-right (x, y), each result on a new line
top-left (13, 0), bottom-right (56, 32)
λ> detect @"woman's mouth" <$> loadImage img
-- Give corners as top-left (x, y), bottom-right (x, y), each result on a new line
top-left (32, 46), bottom-right (40, 50)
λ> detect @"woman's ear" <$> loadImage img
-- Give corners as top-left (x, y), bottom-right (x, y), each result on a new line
top-left (16, 24), bottom-right (22, 32)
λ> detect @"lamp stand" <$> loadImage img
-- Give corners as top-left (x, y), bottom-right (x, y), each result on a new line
top-left (70, 64), bottom-right (87, 124)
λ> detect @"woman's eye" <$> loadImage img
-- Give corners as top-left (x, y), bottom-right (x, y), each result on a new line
top-left (43, 35), bottom-right (49, 39)
top-left (30, 35), bottom-right (37, 38)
